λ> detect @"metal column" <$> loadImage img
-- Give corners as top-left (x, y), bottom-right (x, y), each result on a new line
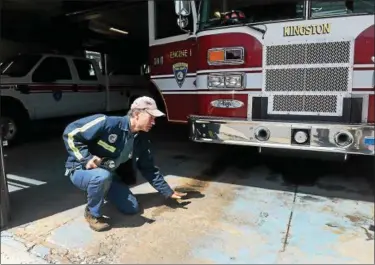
top-left (0, 129), bottom-right (11, 229)
top-left (0, 0), bottom-right (11, 224)
top-left (0, 0), bottom-right (10, 230)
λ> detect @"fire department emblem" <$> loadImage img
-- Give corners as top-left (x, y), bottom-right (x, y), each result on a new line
top-left (108, 134), bottom-right (117, 143)
top-left (172, 62), bottom-right (188, 88)
top-left (53, 90), bottom-right (62, 101)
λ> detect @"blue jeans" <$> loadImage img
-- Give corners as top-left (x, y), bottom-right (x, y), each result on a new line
top-left (69, 168), bottom-right (139, 217)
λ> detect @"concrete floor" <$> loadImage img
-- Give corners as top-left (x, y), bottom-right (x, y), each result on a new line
top-left (1, 120), bottom-right (374, 264)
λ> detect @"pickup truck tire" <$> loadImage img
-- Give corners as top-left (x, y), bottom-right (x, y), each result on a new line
top-left (1, 99), bottom-right (30, 146)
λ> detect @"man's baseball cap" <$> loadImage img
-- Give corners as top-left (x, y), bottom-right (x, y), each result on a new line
top-left (130, 96), bottom-right (165, 117)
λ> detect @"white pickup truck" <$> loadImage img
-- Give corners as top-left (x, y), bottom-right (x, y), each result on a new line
top-left (0, 53), bottom-right (152, 145)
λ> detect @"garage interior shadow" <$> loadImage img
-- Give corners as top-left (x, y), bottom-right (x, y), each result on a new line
top-left (1, 117), bottom-right (374, 230)
top-left (166, 143), bottom-right (374, 199)
top-left (1, 117), bottom-right (198, 229)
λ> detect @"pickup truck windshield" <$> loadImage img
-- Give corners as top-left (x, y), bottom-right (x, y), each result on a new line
top-left (0, 54), bottom-right (42, 77)
top-left (199, 0), bottom-right (304, 31)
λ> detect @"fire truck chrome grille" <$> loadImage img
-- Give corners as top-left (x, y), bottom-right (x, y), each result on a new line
top-left (265, 68), bottom-right (305, 91)
top-left (265, 67), bottom-right (349, 92)
top-left (264, 41), bottom-right (352, 116)
top-left (270, 95), bottom-right (339, 115)
top-left (306, 67), bottom-right (349, 91)
top-left (272, 95), bottom-right (304, 111)
top-left (266, 44), bottom-right (306, 65)
top-left (306, 42), bottom-right (350, 64)
top-left (265, 41), bottom-right (351, 65)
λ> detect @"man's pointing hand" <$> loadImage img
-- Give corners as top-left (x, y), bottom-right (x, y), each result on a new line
top-left (170, 191), bottom-right (187, 199)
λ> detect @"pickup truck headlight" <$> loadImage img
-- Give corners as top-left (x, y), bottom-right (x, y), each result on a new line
top-left (208, 73), bottom-right (244, 89)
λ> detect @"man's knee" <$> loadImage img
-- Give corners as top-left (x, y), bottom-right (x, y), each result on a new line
top-left (106, 181), bottom-right (140, 215)
top-left (127, 194), bottom-right (140, 214)
top-left (115, 194), bottom-right (140, 215)
top-left (92, 168), bottom-right (112, 182)
top-left (88, 168), bottom-right (112, 194)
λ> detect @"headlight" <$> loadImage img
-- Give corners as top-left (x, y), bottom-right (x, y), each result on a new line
top-left (208, 73), bottom-right (244, 89)
top-left (208, 74), bottom-right (225, 88)
top-left (225, 75), bottom-right (242, 88)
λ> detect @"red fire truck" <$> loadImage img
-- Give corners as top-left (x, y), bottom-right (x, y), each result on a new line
top-left (148, 0), bottom-right (374, 156)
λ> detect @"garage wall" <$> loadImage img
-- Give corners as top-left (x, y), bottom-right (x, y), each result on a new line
top-left (0, 39), bottom-right (50, 62)
top-left (0, 39), bottom-right (85, 62)
top-left (103, 40), bottom-right (149, 75)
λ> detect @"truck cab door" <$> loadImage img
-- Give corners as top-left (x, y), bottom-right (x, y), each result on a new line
top-left (30, 56), bottom-right (77, 119)
top-left (149, 0), bottom-right (198, 123)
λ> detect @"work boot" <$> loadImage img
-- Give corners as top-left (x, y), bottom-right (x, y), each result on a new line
top-left (84, 206), bottom-right (111, 232)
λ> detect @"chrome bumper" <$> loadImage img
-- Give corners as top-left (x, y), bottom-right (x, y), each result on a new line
top-left (188, 115), bottom-right (375, 156)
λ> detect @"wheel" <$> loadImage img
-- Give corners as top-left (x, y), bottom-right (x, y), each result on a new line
top-left (0, 105), bottom-right (29, 146)
top-left (0, 116), bottom-right (18, 143)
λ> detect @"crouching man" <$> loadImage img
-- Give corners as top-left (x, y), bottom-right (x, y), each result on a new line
top-left (62, 96), bottom-right (186, 232)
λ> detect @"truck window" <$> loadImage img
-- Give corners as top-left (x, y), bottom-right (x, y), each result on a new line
top-left (84, 50), bottom-right (102, 71)
top-left (310, 0), bottom-right (374, 18)
top-left (73, 59), bottom-right (98, 81)
top-left (32, 57), bottom-right (72, 82)
top-left (0, 54), bottom-right (42, 77)
top-left (199, 0), bottom-right (304, 31)
top-left (154, 1), bottom-right (194, 39)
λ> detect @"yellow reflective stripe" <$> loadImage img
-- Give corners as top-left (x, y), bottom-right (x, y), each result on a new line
top-left (97, 140), bottom-right (116, 153)
top-left (67, 116), bottom-right (106, 160)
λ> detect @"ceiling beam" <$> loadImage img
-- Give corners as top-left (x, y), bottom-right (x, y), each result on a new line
top-left (63, 0), bottom-right (146, 21)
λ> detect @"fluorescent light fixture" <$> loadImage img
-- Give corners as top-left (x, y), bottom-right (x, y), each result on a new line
top-left (109, 27), bottom-right (128, 35)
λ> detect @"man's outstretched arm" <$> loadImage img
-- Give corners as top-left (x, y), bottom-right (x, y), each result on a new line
top-left (135, 135), bottom-right (186, 199)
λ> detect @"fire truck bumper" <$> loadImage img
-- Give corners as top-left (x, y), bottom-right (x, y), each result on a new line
top-left (188, 115), bottom-right (375, 156)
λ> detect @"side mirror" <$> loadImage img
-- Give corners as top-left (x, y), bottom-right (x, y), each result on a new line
top-left (175, 0), bottom-right (191, 16)
top-left (177, 17), bottom-right (189, 29)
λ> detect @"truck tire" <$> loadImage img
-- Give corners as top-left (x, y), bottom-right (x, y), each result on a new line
top-left (1, 99), bottom-right (30, 146)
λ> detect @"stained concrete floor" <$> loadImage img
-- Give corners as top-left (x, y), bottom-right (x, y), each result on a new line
top-left (1, 120), bottom-right (374, 264)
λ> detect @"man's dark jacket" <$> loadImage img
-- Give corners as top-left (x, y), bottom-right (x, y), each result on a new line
top-left (62, 114), bottom-right (173, 198)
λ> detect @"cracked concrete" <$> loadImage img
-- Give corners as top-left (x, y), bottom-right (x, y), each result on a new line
top-left (1, 231), bottom-right (49, 264)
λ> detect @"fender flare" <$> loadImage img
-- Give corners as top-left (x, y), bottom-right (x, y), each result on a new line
top-left (1, 96), bottom-right (30, 121)
top-left (127, 80), bottom-right (169, 120)
top-left (147, 79), bottom-right (169, 120)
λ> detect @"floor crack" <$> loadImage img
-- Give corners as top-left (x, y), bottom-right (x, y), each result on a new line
top-left (361, 226), bottom-right (374, 241)
top-left (281, 185), bottom-right (298, 252)
top-left (26, 243), bottom-right (37, 253)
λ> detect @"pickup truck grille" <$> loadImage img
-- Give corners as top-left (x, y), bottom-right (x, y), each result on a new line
top-left (264, 41), bottom-right (352, 116)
